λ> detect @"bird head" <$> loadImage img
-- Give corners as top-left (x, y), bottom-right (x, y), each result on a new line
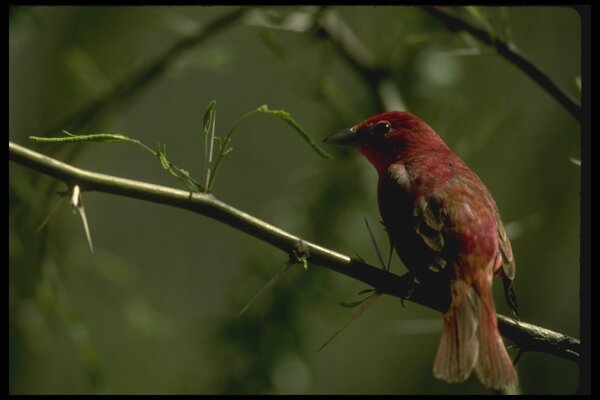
top-left (324, 111), bottom-right (446, 173)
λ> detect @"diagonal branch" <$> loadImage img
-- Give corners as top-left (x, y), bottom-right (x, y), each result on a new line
top-left (28, 7), bottom-right (249, 195)
top-left (43, 7), bottom-right (248, 138)
top-left (315, 9), bottom-right (406, 113)
top-left (422, 6), bottom-right (581, 121)
top-left (9, 140), bottom-right (580, 364)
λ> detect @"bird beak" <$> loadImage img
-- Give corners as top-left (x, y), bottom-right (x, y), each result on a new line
top-left (323, 127), bottom-right (359, 148)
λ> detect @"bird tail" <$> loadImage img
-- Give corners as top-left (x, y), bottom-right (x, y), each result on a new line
top-left (474, 288), bottom-right (518, 390)
top-left (433, 280), bottom-right (479, 383)
top-left (432, 279), bottom-right (517, 390)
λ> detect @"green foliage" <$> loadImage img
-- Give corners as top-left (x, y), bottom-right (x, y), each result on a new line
top-left (30, 131), bottom-right (137, 144)
top-left (257, 105), bottom-right (332, 160)
top-left (30, 103), bottom-right (330, 194)
top-left (208, 103), bottom-right (331, 191)
top-left (156, 143), bottom-right (203, 192)
top-left (463, 6), bottom-right (496, 35)
top-left (10, 5), bottom-right (582, 395)
top-left (203, 100), bottom-right (217, 135)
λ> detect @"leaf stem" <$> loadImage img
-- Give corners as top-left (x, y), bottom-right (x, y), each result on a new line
top-left (205, 108), bottom-right (217, 192)
top-left (208, 108), bottom-right (260, 191)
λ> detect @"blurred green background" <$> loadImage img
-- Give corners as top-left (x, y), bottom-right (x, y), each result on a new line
top-left (9, 6), bottom-right (581, 394)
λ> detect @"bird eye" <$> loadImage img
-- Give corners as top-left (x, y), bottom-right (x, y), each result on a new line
top-left (371, 121), bottom-right (391, 137)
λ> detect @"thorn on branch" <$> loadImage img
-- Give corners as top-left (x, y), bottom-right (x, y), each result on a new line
top-left (35, 192), bottom-right (68, 235)
top-left (70, 185), bottom-right (94, 254)
top-left (317, 291), bottom-right (381, 353)
top-left (236, 260), bottom-right (294, 319)
top-left (512, 348), bottom-right (525, 366)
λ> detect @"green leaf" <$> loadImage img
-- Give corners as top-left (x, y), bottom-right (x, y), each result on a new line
top-left (357, 288), bottom-right (376, 295)
top-left (209, 103), bottom-right (333, 191)
top-left (157, 143), bottom-right (171, 171)
top-left (31, 130), bottom-right (202, 192)
top-left (257, 105), bottom-right (332, 159)
top-left (30, 131), bottom-right (136, 144)
top-left (464, 6), bottom-right (495, 35)
top-left (156, 143), bottom-right (202, 191)
top-left (203, 100), bottom-right (217, 135)
top-left (202, 99), bottom-right (218, 193)
top-left (339, 300), bottom-right (368, 308)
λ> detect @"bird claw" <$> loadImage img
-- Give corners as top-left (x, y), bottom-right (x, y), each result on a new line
top-left (503, 278), bottom-right (520, 319)
top-left (399, 272), bottom-right (418, 306)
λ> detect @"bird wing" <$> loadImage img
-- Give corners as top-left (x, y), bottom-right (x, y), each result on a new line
top-left (452, 170), bottom-right (516, 282)
top-left (423, 162), bottom-right (518, 316)
top-left (493, 207), bottom-right (515, 281)
top-left (385, 158), bottom-right (514, 282)
top-left (382, 162), bottom-right (452, 281)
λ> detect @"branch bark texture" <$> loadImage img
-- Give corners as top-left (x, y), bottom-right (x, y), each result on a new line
top-left (9, 141), bottom-right (580, 365)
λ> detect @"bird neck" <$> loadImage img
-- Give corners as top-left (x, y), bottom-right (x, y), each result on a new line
top-left (360, 142), bottom-right (451, 177)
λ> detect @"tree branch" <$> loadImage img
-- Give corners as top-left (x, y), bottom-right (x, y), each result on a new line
top-left (422, 6), bottom-right (581, 122)
top-left (9, 140), bottom-right (580, 364)
top-left (44, 7), bottom-right (248, 137)
top-left (315, 9), bottom-right (406, 113)
top-left (28, 7), bottom-right (249, 194)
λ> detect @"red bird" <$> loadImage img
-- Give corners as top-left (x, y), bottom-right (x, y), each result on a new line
top-left (325, 111), bottom-right (517, 390)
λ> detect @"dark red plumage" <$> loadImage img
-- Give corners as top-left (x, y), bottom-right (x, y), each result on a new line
top-left (325, 111), bottom-right (517, 390)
